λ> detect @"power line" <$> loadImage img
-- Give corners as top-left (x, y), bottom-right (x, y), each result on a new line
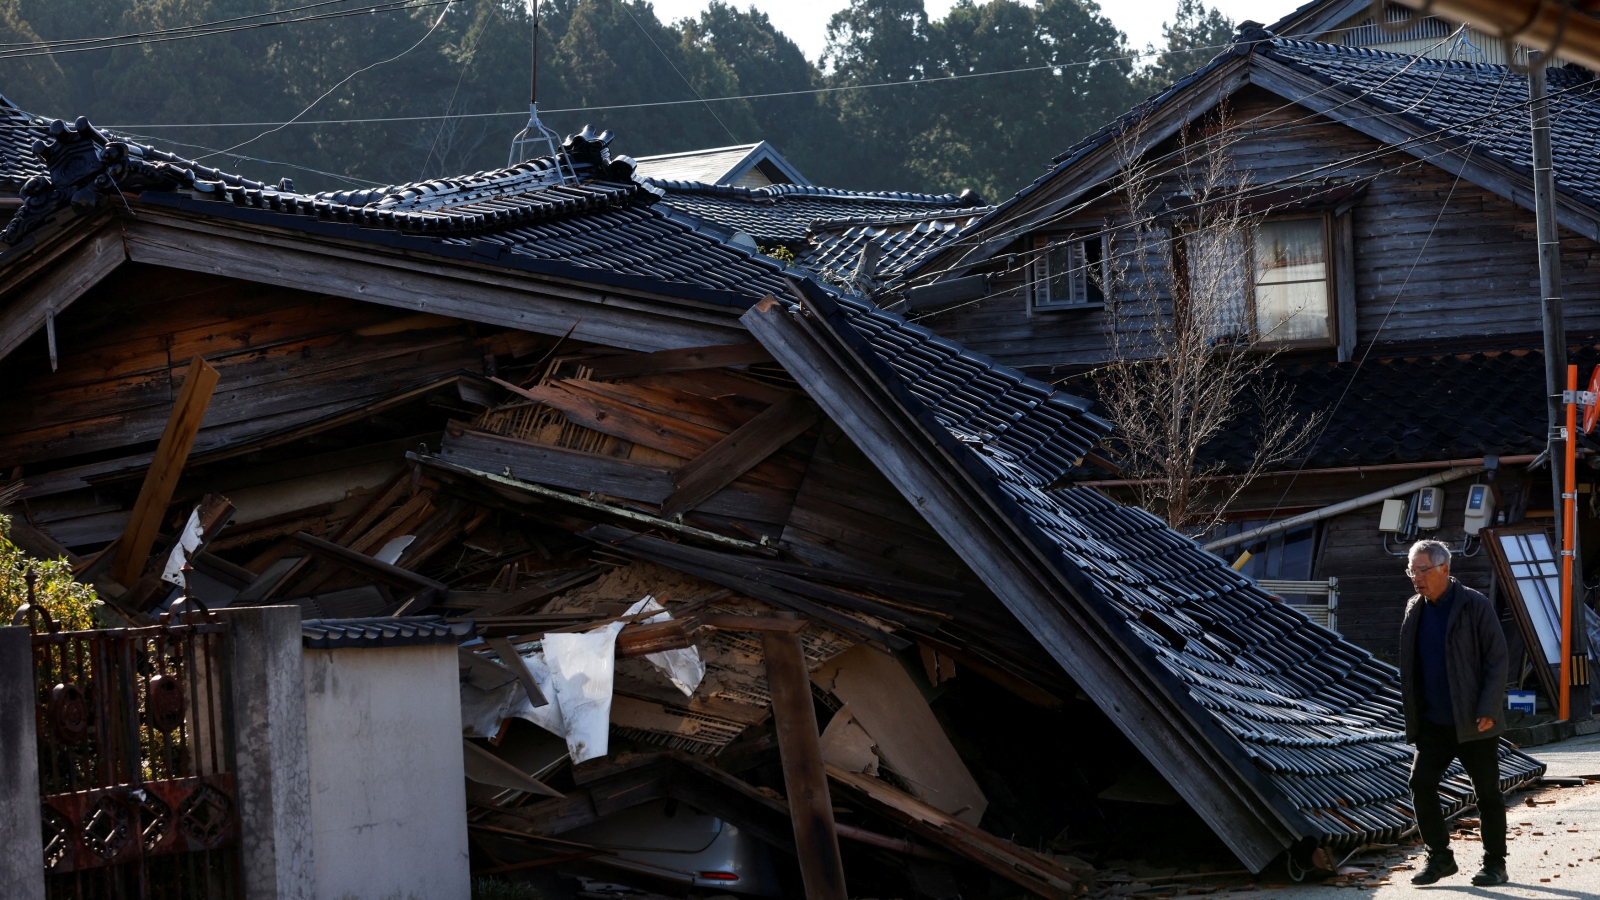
top-left (0, 0), bottom-right (386, 52)
top-left (193, 1), bottom-right (457, 161)
top-left (616, 1), bottom-right (739, 144)
top-left (83, 25), bottom-right (1395, 132)
top-left (0, 1), bottom-right (452, 63)
top-left (116, 132), bottom-right (388, 187)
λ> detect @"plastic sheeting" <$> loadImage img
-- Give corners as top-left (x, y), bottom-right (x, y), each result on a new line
top-left (543, 622), bottom-right (626, 763)
top-left (457, 595), bottom-right (706, 763)
top-left (160, 506), bottom-right (206, 586)
top-left (623, 595), bottom-right (705, 697)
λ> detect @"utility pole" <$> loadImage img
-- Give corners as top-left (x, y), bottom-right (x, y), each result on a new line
top-left (1531, 52), bottom-right (1567, 538)
top-left (1530, 52), bottom-right (1589, 719)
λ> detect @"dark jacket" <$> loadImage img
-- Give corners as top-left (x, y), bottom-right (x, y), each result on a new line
top-left (1398, 579), bottom-right (1509, 743)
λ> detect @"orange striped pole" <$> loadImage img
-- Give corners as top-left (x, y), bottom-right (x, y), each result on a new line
top-left (1561, 364), bottom-right (1578, 721)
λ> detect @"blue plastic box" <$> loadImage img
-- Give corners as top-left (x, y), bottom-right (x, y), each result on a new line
top-left (1508, 690), bottom-right (1537, 714)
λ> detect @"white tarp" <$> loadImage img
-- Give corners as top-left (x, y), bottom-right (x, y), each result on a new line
top-left (542, 622), bottom-right (626, 763)
top-left (458, 595), bottom-right (705, 763)
top-left (160, 507), bottom-right (206, 586)
top-left (623, 595), bottom-right (705, 697)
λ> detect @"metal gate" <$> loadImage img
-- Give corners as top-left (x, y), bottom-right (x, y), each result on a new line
top-left (19, 581), bottom-right (242, 899)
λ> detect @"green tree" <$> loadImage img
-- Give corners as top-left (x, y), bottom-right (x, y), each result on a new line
top-left (679, 2), bottom-right (840, 178)
top-left (1136, 0), bottom-right (1235, 93)
top-left (1, 516), bottom-right (99, 631)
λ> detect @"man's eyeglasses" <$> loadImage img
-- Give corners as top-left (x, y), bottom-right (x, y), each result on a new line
top-left (1406, 561), bottom-right (1445, 578)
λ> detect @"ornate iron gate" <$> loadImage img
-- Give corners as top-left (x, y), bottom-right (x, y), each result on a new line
top-left (20, 586), bottom-right (242, 899)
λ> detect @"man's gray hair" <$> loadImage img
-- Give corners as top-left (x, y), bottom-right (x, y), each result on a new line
top-left (1409, 539), bottom-right (1451, 568)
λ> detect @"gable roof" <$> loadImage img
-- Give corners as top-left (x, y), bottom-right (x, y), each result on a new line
top-left (910, 30), bottom-right (1600, 282)
top-left (631, 140), bottom-right (810, 187)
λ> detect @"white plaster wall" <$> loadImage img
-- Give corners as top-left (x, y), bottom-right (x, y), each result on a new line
top-left (303, 644), bottom-right (469, 900)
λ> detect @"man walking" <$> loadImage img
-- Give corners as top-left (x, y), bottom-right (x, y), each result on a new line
top-left (1399, 539), bottom-right (1510, 886)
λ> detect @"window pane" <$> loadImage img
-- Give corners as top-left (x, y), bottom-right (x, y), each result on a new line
top-left (1185, 226), bottom-right (1249, 339)
top-left (1039, 240), bottom-right (1088, 306)
top-left (1253, 220), bottom-right (1329, 341)
top-left (1254, 219), bottom-right (1325, 284)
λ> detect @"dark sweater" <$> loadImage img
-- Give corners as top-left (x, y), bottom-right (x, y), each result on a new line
top-left (1417, 591), bottom-right (1456, 726)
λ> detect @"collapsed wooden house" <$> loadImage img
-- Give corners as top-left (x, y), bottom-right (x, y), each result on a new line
top-left (0, 109), bottom-right (1545, 892)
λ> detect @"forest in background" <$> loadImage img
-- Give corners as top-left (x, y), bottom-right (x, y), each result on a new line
top-left (0, 0), bottom-right (1236, 197)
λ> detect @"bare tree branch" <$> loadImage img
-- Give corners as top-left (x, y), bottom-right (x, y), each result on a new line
top-left (1093, 106), bottom-right (1323, 535)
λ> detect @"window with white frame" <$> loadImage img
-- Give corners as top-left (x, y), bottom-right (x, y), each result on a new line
top-left (1031, 234), bottom-right (1106, 309)
top-left (1184, 216), bottom-right (1333, 345)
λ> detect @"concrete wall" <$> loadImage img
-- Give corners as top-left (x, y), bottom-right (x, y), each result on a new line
top-left (218, 606), bottom-right (316, 900)
top-left (0, 627), bottom-right (44, 900)
top-left (303, 643), bottom-right (469, 900)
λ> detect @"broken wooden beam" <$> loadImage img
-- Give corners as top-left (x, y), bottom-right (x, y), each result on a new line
top-left (462, 739), bottom-right (563, 797)
top-left (764, 612), bottom-right (848, 900)
top-left (584, 342), bottom-right (775, 379)
top-left (660, 393), bottom-right (818, 519)
top-left (613, 619), bottom-right (692, 658)
top-left (695, 613), bottom-right (807, 634)
top-left (289, 531), bottom-right (448, 601)
top-left (111, 355), bottom-right (220, 585)
top-left (484, 636), bottom-right (548, 707)
top-left (827, 764), bottom-right (1078, 900)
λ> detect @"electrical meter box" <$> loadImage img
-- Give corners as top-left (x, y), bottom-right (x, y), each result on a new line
top-left (1378, 498), bottom-right (1408, 533)
top-left (1463, 483), bottom-right (1496, 535)
top-left (1415, 487), bottom-right (1443, 530)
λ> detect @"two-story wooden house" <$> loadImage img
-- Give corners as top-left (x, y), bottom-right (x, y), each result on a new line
top-left (900, 14), bottom-right (1600, 707)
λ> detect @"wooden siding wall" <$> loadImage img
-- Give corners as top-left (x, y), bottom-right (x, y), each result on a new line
top-left (925, 86), bottom-right (1600, 371)
top-left (0, 263), bottom-right (488, 470)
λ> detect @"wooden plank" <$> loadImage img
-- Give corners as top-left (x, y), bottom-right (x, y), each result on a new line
top-left (661, 394), bottom-right (819, 518)
top-left (586, 343), bottom-right (776, 379)
top-left (289, 531), bottom-right (448, 597)
top-left (696, 613), bottom-right (807, 634)
top-left (490, 379), bottom-right (724, 459)
top-left (462, 739), bottom-right (563, 797)
top-left (811, 644), bottom-right (988, 825)
top-left (485, 637), bottom-right (549, 707)
top-left (827, 765), bottom-right (1077, 900)
top-left (111, 355), bottom-right (220, 585)
top-left (0, 226), bottom-right (127, 363)
top-left (763, 615), bottom-right (848, 900)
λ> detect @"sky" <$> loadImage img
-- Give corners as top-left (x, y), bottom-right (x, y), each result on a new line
top-left (645, 0), bottom-right (1300, 65)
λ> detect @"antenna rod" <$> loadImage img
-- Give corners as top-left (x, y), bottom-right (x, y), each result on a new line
top-left (529, 0), bottom-right (539, 106)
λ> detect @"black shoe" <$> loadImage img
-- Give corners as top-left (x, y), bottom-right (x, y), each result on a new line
top-left (1472, 857), bottom-right (1509, 886)
top-left (1411, 851), bottom-right (1459, 885)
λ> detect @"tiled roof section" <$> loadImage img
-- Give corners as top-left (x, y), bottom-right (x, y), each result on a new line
top-left (1262, 40), bottom-right (1600, 210)
top-left (799, 210), bottom-right (990, 282)
top-left (807, 287), bottom-right (1546, 849)
top-left (1202, 347), bottom-right (1592, 470)
top-left (909, 31), bottom-right (1600, 279)
top-left (302, 615), bottom-right (474, 649)
top-left (0, 94), bottom-right (47, 192)
top-left (632, 143), bottom-right (764, 184)
top-left (651, 179), bottom-right (982, 245)
top-left (0, 121), bottom-right (795, 301)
